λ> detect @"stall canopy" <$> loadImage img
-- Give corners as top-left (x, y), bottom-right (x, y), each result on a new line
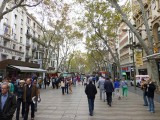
top-left (9, 65), bottom-right (46, 73)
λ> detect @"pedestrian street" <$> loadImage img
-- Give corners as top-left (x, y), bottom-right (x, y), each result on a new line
top-left (14, 85), bottom-right (160, 120)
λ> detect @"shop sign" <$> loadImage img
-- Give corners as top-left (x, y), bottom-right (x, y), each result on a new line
top-left (0, 47), bottom-right (24, 57)
top-left (135, 50), bottom-right (143, 66)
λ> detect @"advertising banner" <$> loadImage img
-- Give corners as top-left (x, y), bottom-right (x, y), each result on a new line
top-left (135, 50), bottom-right (143, 66)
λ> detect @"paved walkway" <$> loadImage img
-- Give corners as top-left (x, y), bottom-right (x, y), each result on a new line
top-left (14, 85), bottom-right (160, 120)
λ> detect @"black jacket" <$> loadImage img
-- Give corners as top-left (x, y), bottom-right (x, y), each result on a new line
top-left (104, 80), bottom-right (114, 93)
top-left (85, 82), bottom-right (97, 99)
top-left (0, 92), bottom-right (17, 120)
top-left (147, 82), bottom-right (156, 98)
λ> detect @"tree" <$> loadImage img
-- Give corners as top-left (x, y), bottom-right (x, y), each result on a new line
top-left (107, 0), bottom-right (159, 85)
top-left (36, 2), bottom-right (83, 71)
top-left (75, 0), bottom-right (122, 79)
top-left (0, 0), bottom-right (43, 21)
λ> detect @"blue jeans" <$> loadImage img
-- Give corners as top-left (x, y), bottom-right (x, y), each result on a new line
top-left (143, 91), bottom-right (148, 106)
top-left (148, 97), bottom-right (155, 112)
top-left (88, 99), bottom-right (94, 115)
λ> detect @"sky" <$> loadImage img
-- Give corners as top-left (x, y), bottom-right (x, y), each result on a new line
top-left (27, 0), bottom-right (127, 53)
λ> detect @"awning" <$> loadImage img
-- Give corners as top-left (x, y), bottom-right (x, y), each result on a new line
top-left (122, 72), bottom-right (126, 75)
top-left (9, 65), bottom-right (46, 73)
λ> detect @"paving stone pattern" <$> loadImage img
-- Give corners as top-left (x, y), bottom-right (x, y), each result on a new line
top-left (13, 85), bottom-right (160, 120)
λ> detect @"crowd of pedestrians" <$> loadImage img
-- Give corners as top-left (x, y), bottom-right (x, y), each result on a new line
top-left (84, 74), bottom-right (158, 116)
top-left (0, 77), bottom-right (41, 120)
top-left (0, 73), bottom-right (158, 119)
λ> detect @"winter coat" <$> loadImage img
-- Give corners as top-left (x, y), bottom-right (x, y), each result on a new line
top-left (85, 82), bottom-right (97, 99)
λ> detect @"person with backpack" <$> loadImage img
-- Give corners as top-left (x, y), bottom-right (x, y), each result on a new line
top-left (146, 78), bottom-right (156, 113)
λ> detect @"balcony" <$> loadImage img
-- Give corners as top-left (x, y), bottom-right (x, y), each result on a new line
top-left (32, 45), bottom-right (37, 52)
top-left (3, 34), bottom-right (11, 41)
top-left (26, 30), bottom-right (32, 38)
top-left (25, 53), bottom-right (32, 59)
top-left (37, 47), bottom-right (44, 52)
top-left (32, 35), bottom-right (38, 41)
top-left (26, 42), bottom-right (31, 49)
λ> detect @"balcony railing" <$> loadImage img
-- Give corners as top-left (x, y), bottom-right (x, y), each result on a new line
top-left (37, 47), bottom-right (44, 52)
top-left (26, 42), bottom-right (31, 48)
top-left (32, 35), bottom-right (38, 41)
top-left (26, 30), bottom-right (32, 37)
top-left (32, 45), bottom-right (37, 51)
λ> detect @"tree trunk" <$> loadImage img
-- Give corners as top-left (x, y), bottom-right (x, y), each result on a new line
top-left (149, 59), bottom-right (159, 85)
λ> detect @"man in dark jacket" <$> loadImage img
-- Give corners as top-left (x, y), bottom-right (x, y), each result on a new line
top-left (147, 79), bottom-right (156, 113)
top-left (23, 78), bottom-right (38, 120)
top-left (0, 82), bottom-right (17, 120)
top-left (85, 79), bottom-right (97, 116)
top-left (104, 77), bottom-right (114, 107)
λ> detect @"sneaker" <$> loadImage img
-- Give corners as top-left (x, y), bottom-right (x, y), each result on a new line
top-left (150, 111), bottom-right (155, 113)
top-left (143, 104), bottom-right (148, 106)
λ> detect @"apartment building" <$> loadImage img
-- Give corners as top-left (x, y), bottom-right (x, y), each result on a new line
top-left (0, 3), bottom-right (57, 70)
top-left (118, 0), bottom-right (160, 79)
top-left (0, 4), bottom-right (26, 61)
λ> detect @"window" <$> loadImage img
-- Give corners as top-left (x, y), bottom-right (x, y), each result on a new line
top-left (21, 11), bottom-right (24, 16)
top-left (33, 22), bottom-right (36, 28)
top-left (158, 0), bottom-right (160, 10)
top-left (151, 0), bottom-right (156, 10)
top-left (18, 57), bottom-right (22, 61)
top-left (146, 10), bottom-right (150, 19)
top-left (13, 44), bottom-right (16, 49)
top-left (33, 31), bottom-right (35, 36)
top-left (27, 17), bottom-right (30, 24)
top-left (4, 41), bottom-right (7, 47)
top-left (20, 28), bottom-right (23, 34)
top-left (14, 24), bottom-right (17, 30)
top-left (15, 14), bottom-right (17, 19)
top-left (21, 19), bottom-right (23, 25)
top-left (20, 37), bottom-right (23, 43)
top-left (4, 18), bottom-right (8, 24)
top-left (12, 56), bottom-right (15, 60)
top-left (36, 52), bottom-right (38, 59)
top-left (19, 46), bottom-right (22, 51)
top-left (158, 27), bottom-right (160, 41)
top-left (13, 33), bottom-right (16, 40)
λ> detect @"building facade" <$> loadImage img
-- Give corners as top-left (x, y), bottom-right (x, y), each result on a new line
top-left (0, 3), bottom-right (57, 70)
top-left (118, 0), bottom-right (160, 79)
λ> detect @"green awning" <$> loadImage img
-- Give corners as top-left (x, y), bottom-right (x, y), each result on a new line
top-left (122, 72), bottom-right (126, 75)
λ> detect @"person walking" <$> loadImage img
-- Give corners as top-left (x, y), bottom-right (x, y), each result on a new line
top-left (15, 80), bottom-right (25, 120)
top-left (64, 78), bottom-right (69, 94)
top-left (104, 77), bottom-right (114, 107)
top-left (68, 78), bottom-right (72, 94)
top-left (0, 82), bottom-right (17, 120)
top-left (61, 79), bottom-right (65, 95)
top-left (23, 78), bottom-right (38, 120)
top-left (146, 78), bottom-right (156, 113)
top-left (97, 75), bottom-right (105, 101)
top-left (114, 78), bottom-right (121, 100)
top-left (85, 79), bottom-right (97, 116)
top-left (121, 78), bottom-right (128, 99)
top-left (51, 77), bottom-right (56, 89)
top-left (141, 78), bottom-right (148, 106)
